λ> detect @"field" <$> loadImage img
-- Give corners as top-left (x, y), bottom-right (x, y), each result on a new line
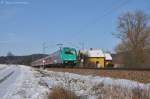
top-left (47, 67), bottom-right (150, 83)
top-left (1, 65), bottom-right (150, 99)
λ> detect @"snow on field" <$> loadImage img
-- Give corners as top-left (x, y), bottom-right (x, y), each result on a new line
top-left (0, 64), bottom-right (150, 99)
top-left (38, 70), bottom-right (150, 99)
top-left (0, 64), bottom-right (8, 70)
top-left (0, 65), bottom-right (48, 99)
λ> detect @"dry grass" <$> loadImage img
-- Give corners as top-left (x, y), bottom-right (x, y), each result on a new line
top-left (92, 83), bottom-right (131, 99)
top-left (48, 86), bottom-right (78, 99)
top-left (46, 68), bottom-right (150, 99)
top-left (48, 85), bottom-right (150, 99)
top-left (94, 83), bottom-right (150, 99)
top-left (132, 87), bottom-right (150, 99)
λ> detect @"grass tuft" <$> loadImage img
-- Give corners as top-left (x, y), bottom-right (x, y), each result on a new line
top-left (48, 86), bottom-right (78, 99)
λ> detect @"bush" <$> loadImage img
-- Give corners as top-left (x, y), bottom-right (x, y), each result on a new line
top-left (48, 86), bottom-right (78, 99)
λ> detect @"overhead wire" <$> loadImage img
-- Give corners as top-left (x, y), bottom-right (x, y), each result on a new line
top-left (78, 0), bottom-right (131, 33)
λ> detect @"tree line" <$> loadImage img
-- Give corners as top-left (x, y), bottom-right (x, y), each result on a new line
top-left (0, 53), bottom-right (48, 66)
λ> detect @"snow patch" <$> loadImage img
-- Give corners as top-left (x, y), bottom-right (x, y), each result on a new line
top-left (0, 65), bottom-right (49, 99)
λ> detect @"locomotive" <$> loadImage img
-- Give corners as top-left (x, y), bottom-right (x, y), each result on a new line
top-left (31, 47), bottom-right (77, 67)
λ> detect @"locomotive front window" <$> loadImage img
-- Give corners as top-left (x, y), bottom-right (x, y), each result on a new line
top-left (65, 50), bottom-right (76, 55)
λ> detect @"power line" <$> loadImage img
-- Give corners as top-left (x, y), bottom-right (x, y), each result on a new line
top-left (56, 43), bottom-right (63, 50)
top-left (42, 42), bottom-right (46, 54)
top-left (78, 0), bottom-right (131, 33)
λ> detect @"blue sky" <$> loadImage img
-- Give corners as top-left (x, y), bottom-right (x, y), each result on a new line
top-left (0, 0), bottom-right (150, 56)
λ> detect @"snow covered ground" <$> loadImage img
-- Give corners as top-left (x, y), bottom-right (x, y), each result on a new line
top-left (0, 65), bottom-right (48, 99)
top-left (38, 70), bottom-right (150, 99)
top-left (0, 64), bottom-right (150, 99)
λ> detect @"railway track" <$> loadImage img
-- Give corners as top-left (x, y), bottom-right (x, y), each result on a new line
top-left (44, 66), bottom-right (150, 83)
top-left (43, 66), bottom-right (150, 71)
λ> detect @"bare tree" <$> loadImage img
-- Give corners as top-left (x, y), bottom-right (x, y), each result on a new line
top-left (6, 51), bottom-right (15, 64)
top-left (114, 11), bottom-right (150, 68)
top-left (7, 52), bottom-right (14, 57)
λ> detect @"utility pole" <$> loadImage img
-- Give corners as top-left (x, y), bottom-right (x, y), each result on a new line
top-left (42, 42), bottom-right (46, 55)
top-left (56, 43), bottom-right (63, 50)
top-left (42, 42), bottom-right (46, 69)
top-left (79, 42), bottom-right (84, 50)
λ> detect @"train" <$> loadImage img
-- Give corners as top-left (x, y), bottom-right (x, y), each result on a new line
top-left (31, 47), bottom-right (113, 68)
top-left (31, 47), bottom-right (77, 67)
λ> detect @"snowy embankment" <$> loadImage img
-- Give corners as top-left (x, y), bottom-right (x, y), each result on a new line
top-left (38, 70), bottom-right (150, 99)
top-left (0, 64), bottom-right (150, 99)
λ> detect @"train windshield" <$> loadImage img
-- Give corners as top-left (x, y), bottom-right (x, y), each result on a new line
top-left (65, 50), bottom-right (76, 55)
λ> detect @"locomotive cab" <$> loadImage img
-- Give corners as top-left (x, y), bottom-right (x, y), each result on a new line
top-left (61, 47), bottom-right (77, 65)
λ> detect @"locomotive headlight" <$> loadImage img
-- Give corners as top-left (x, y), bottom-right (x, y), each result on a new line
top-left (65, 61), bottom-right (68, 63)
